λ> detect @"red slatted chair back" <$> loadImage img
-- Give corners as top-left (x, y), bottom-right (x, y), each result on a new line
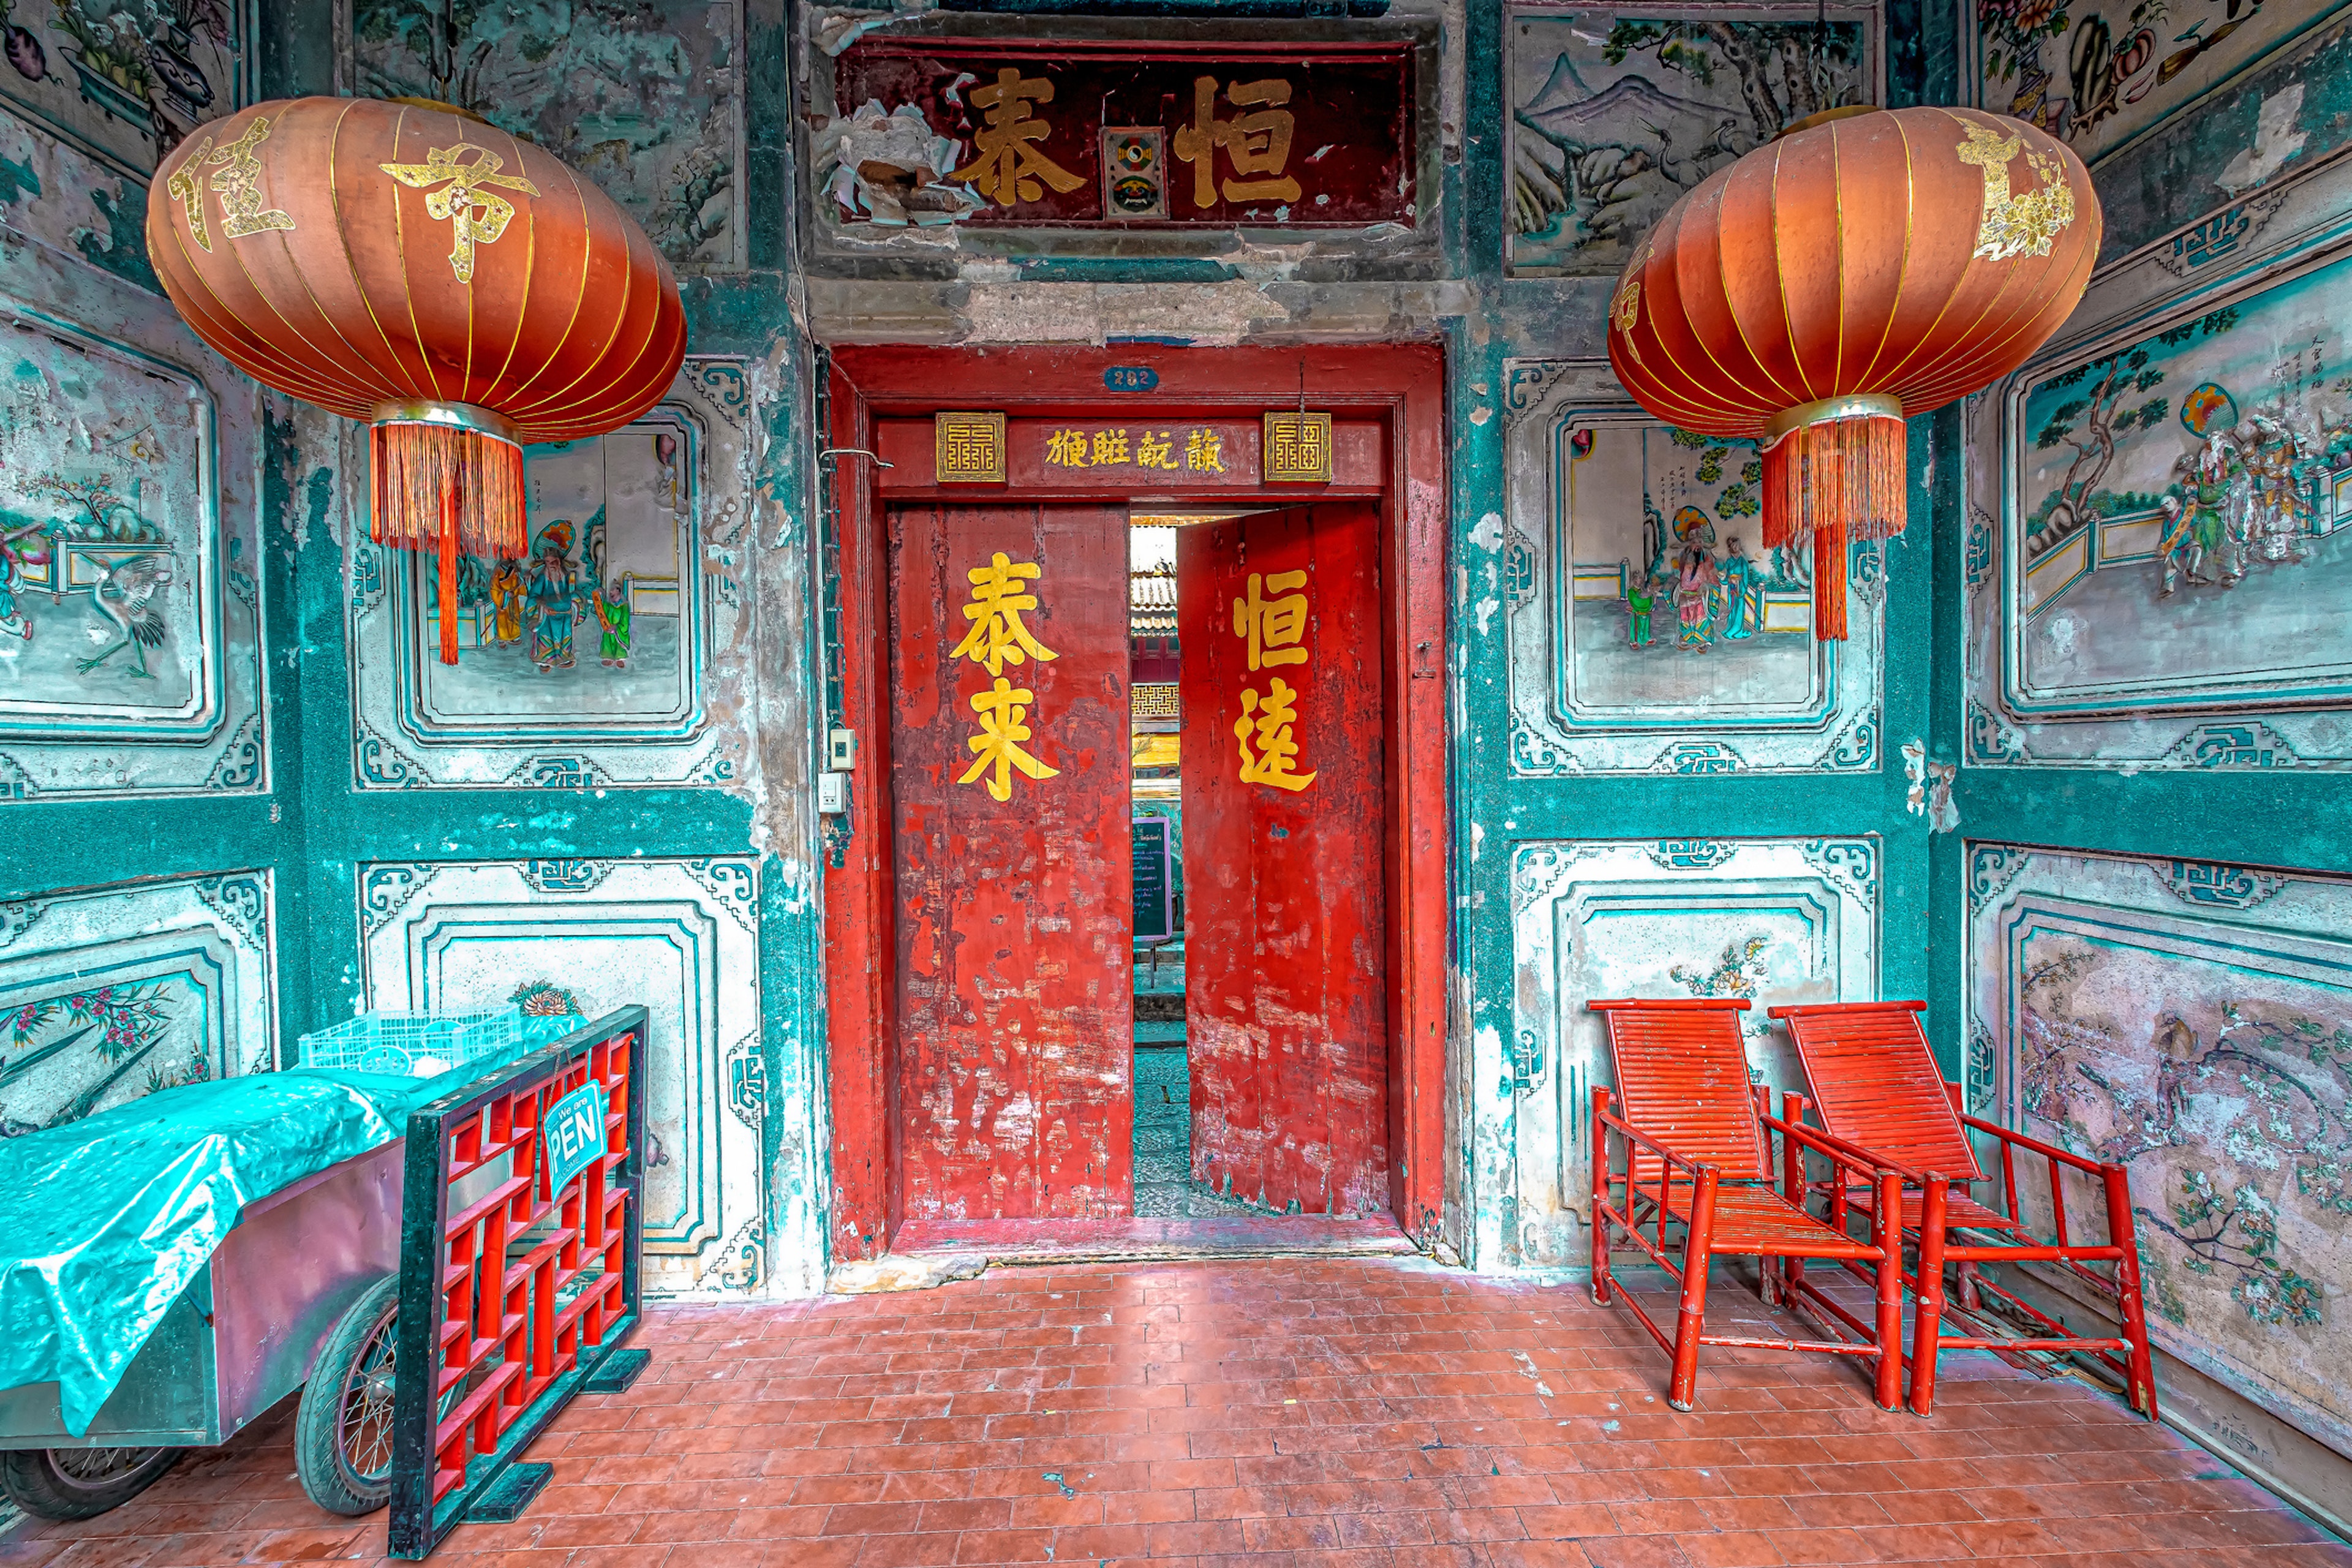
top-left (1774, 1000), bottom-right (1984, 1182)
top-left (1589, 998), bottom-right (1769, 1184)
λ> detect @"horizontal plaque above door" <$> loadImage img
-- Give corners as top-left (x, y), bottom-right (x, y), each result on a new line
top-left (832, 39), bottom-right (1414, 228)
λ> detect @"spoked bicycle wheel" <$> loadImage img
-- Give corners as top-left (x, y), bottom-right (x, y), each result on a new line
top-left (295, 1275), bottom-right (399, 1516)
top-left (0, 1444), bottom-right (178, 1520)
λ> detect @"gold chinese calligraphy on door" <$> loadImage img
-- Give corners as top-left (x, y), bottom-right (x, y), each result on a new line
top-left (1180, 502), bottom-right (1389, 1214)
top-left (889, 502), bottom-right (1133, 1219)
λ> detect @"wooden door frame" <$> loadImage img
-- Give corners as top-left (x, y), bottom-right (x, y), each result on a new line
top-left (821, 344), bottom-right (1449, 1260)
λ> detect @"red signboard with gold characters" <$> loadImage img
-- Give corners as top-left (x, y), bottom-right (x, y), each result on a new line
top-left (834, 39), bottom-right (1415, 227)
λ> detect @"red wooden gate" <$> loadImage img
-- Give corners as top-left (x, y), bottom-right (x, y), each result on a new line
top-left (889, 502), bottom-right (1133, 1219)
top-left (1180, 502), bottom-right (1389, 1213)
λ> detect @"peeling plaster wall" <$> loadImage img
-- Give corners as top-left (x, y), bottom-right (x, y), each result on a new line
top-left (2, 3), bottom-right (2336, 1490)
top-left (0, 0), bottom-right (293, 1158)
top-left (264, 0), bottom-right (831, 1298)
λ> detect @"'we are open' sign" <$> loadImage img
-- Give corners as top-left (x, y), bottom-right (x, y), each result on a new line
top-left (543, 1079), bottom-right (610, 1199)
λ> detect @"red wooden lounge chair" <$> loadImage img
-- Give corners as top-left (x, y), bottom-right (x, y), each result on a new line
top-left (1770, 999), bottom-right (2157, 1419)
top-left (1588, 997), bottom-right (1910, 1412)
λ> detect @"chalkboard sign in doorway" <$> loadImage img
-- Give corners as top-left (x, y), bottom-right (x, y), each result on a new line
top-left (1133, 816), bottom-right (1173, 940)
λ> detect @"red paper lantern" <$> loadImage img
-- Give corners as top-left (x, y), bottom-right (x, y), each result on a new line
top-left (145, 96), bottom-right (686, 662)
top-left (1606, 105), bottom-right (2100, 638)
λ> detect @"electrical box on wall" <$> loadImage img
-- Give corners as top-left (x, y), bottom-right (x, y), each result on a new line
top-left (827, 728), bottom-right (858, 771)
top-left (818, 772), bottom-right (850, 814)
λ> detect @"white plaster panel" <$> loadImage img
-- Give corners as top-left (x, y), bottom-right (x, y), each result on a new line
top-left (1499, 837), bottom-right (1880, 1271)
top-left (356, 857), bottom-right (769, 1298)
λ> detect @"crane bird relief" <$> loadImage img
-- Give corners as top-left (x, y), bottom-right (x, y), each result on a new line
top-left (2011, 929), bottom-right (2351, 1434)
top-left (1507, 9), bottom-right (1875, 277)
top-left (2013, 252), bottom-right (2352, 708)
top-left (0, 317), bottom-right (212, 727)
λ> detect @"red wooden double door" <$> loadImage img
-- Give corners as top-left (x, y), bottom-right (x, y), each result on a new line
top-left (889, 500), bottom-right (1389, 1219)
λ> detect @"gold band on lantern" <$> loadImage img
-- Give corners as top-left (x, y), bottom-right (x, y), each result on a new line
top-left (1762, 393), bottom-right (1903, 445)
top-left (369, 399), bottom-right (522, 447)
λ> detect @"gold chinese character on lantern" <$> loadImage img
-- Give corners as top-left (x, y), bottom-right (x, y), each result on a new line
top-left (1264, 412), bottom-right (1333, 483)
top-left (1233, 570), bottom-right (1310, 669)
top-left (1172, 77), bottom-right (1302, 208)
top-left (952, 67), bottom-right (1087, 208)
top-left (960, 676), bottom-right (1059, 801)
top-left (1235, 677), bottom-right (1317, 793)
top-left (1185, 427), bottom-right (1225, 473)
top-left (950, 551), bottom-right (1058, 677)
top-left (935, 411), bottom-right (1007, 483)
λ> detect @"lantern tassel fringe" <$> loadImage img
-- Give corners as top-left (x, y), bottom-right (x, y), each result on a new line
top-left (370, 422), bottom-right (528, 665)
top-left (1760, 412), bottom-right (1906, 642)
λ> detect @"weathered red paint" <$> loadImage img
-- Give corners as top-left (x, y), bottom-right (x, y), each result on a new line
top-left (1180, 504), bottom-right (1388, 1213)
top-left (888, 500), bottom-right (1133, 1219)
top-left (822, 345), bottom-right (1447, 1259)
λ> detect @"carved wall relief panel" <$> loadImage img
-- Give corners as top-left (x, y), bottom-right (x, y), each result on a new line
top-left (357, 857), bottom-right (767, 1297)
top-left (348, 360), bottom-right (753, 790)
top-left (1505, 361), bottom-right (1882, 775)
top-left (1501, 837), bottom-right (1880, 1269)
top-left (1970, 844), bottom-right (2352, 1456)
top-left (0, 870), bottom-right (274, 1138)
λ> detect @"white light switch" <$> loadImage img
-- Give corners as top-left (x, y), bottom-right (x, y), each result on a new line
top-left (818, 772), bottom-right (850, 814)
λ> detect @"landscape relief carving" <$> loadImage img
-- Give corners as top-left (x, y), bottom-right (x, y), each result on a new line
top-left (1507, 4), bottom-right (1878, 277)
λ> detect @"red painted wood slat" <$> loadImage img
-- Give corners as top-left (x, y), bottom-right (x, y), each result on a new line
top-left (1589, 998), bottom-right (1770, 1181)
top-left (1775, 1000), bottom-right (1985, 1180)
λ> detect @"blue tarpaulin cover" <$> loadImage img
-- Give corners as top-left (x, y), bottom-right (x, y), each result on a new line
top-left (0, 1069), bottom-right (443, 1436)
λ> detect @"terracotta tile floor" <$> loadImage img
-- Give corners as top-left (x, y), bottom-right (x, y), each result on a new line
top-left (4, 1255), bottom-right (2346, 1568)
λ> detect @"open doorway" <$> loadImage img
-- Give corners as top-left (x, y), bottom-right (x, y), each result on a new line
top-left (1125, 518), bottom-right (1212, 1216)
top-left (1127, 508), bottom-right (1393, 1219)
top-left (821, 344), bottom-right (1449, 1260)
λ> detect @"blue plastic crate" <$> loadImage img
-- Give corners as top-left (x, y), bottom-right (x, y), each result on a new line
top-left (296, 1007), bottom-right (579, 1079)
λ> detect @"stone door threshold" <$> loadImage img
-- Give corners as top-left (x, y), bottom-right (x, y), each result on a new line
top-left (830, 1216), bottom-right (1420, 1291)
